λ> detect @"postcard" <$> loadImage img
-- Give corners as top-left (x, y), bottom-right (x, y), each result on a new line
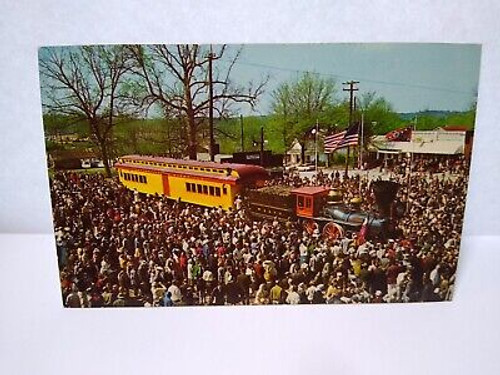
top-left (39, 43), bottom-right (480, 307)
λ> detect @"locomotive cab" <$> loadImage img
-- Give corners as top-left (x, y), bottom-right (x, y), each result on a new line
top-left (290, 187), bottom-right (330, 218)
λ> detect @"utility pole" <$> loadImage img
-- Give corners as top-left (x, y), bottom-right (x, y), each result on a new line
top-left (208, 45), bottom-right (215, 161)
top-left (343, 80), bottom-right (359, 177)
top-left (240, 115), bottom-right (244, 152)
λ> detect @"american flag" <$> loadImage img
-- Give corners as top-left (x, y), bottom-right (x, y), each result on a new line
top-left (324, 124), bottom-right (359, 153)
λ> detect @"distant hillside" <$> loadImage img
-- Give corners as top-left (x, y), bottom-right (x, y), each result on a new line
top-left (398, 110), bottom-right (465, 121)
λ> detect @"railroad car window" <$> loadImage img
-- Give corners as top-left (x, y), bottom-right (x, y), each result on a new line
top-left (222, 187), bottom-right (227, 195)
top-left (203, 185), bottom-right (208, 195)
top-left (186, 182), bottom-right (191, 192)
top-left (191, 183), bottom-right (196, 191)
top-left (197, 184), bottom-right (202, 193)
top-left (306, 198), bottom-right (312, 208)
top-left (141, 176), bottom-right (145, 183)
top-left (209, 186), bottom-right (215, 196)
top-left (144, 176), bottom-right (148, 183)
top-left (298, 196), bottom-right (304, 208)
top-left (215, 187), bottom-right (221, 197)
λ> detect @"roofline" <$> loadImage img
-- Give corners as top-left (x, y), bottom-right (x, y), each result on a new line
top-left (290, 186), bottom-right (330, 195)
top-left (118, 154), bottom-right (270, 181)
top-left (115, 163), bottom-right (239, 184)
top-left (120, 154), bottom-right (265, 172)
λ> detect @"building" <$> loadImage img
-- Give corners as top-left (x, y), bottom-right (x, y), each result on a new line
top-left (286, 138), bottom-right (329, 165)
top-left (371, 127), bottom-right (473, 162)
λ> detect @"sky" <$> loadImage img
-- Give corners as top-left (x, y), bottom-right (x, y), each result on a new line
top-left (215, 43), bottom-right (481, 115)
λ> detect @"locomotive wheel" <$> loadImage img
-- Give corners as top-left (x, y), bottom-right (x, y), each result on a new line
top-left (322, 222), bottom-right (344, 241)
top-left (304, 219), bottom-right (319, 235)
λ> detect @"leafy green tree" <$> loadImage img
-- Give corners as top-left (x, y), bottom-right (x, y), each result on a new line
top-left (356, 92), bottom-right (403, 135)
top-left (271, 72), bottom-right (337, 162)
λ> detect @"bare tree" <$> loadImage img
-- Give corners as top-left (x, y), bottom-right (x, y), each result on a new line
top-left (39, 45), bottom-right (134, 177)
top-left (127, 44), bottom-right (266, 159)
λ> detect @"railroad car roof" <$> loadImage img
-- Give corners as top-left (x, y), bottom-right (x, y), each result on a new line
top-left (117, 155), bottom-right (269, 180)
top-left (290, 186), bottom-right (330, 196)
top-left (114, 162), bottom-right (239, 182)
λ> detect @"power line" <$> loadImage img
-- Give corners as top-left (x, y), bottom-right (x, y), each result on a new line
top-left (219, 58), bottom-right (476, 96)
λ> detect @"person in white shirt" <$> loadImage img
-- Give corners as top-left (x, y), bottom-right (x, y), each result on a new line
top-left (286, 285), bottom-right (300, 305)
top-left (167, 282), bottom-right (182, 304)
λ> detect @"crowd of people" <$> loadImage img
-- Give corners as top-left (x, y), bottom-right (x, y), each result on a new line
top-left (51, 156), bottom-right (468, 307)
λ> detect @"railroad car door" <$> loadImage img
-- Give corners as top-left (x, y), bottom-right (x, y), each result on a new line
top-left (162, 174), bottom-right (170, 196)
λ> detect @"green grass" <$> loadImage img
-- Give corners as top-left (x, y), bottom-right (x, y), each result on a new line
top-left (48, 167), bottom-right (117, 178)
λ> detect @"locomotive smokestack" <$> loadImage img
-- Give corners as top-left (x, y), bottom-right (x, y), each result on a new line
top-left (371, 180), bottom-right (400, 217)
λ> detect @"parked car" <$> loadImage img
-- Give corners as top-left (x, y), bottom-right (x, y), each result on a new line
top-left (297, 164), bottom-right (315, 172)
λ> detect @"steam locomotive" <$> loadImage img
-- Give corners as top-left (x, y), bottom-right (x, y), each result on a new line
top-left (247, 180), bottom-right (401, 241)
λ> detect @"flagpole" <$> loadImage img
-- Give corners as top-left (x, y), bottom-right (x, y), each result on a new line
top-left (407, 116), bottom-right (417, 212)
top-left (315, 119), bottom-right (319, 173)
top-left (345, 147), bottom-right (349, 178)
top-left (359, 113), bottom-right (364, 169)
top-left (359, 113), bottom-right (364, 194)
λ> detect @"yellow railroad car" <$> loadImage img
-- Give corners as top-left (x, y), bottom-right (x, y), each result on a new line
top-left (114, 155), bottom-right (269, 210)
